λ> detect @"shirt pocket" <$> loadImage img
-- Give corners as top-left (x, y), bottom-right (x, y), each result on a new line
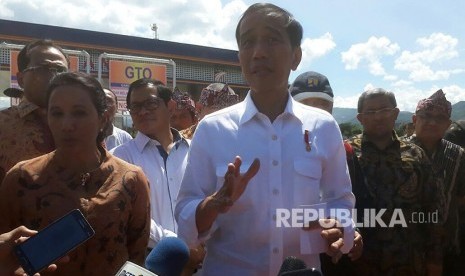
top-left (293, 157), bottom-right (322, 206)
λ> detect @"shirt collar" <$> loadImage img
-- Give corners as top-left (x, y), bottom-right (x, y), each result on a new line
top-left (238, 91), bottom-right (304, 125)
top-left (134, 128), bottom-right (189, 153)
top-left (361, 130), bottom-right (401, 149)
top-left (17, 99), bottom-right (40, 118)
top-left (407, 134), bottom-right (444, 157)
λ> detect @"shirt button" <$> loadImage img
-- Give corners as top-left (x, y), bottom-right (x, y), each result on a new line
top-left (273, 247), bottom-right (279, 254)
top-left (272, 189), bottom-right (279, 195)
top-left (272, 214), bottom-right (277, 221)
top-left (272, 160), bottom-right (279, 166)
top-left (272, 135), bottom-right (277, 141)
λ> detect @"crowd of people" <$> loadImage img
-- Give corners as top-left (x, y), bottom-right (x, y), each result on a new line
top-left (0, 2), bottom-right (464, 276)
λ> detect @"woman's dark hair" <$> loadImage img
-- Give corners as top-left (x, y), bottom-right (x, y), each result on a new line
top-left (46, 72), bottom-right (107, 144)
top-left (126, 78), bottom-right (172, 107)
top-left (235, 3), bottom-right (303, 48)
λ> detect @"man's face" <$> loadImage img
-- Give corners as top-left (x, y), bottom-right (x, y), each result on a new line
top-left (237, 12), bottom-right (301, 94)
top-left (104, 89), bottom-right (117, 120)
top-left (413, 108), bottom-right (451, 144)
top-left (357, 95), bottom-right (399, 140)
top-left (299, 98), bottom-right (333, 114)
top-left (170, 108), bottom-right (196, 131)
top-left (128, 85), bottom-right (170, 136)
top-left (17, 46), bottom-right (68, 108)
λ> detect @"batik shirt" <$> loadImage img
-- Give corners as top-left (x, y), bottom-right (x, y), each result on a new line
top-left (0, 151), bottom-right (150, 276)
top-left (408, 136), bottom-right (465, 253)
top-left (0, 99), bottom-right (54, 183)
top-left (348, 132), bottom-right (443, 275)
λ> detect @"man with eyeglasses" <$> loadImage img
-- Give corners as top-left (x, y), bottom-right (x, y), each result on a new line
top-left (110, 79), bottom-right (204, 273)
top-left (347, 88), bottom-right (444, 275)
top-left (408, 89), bottom-right (465, 275)
top-left (0, 39), bottom-right (69, 183)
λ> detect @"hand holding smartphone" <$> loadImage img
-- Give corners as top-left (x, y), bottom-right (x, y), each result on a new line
top-left (14, 209), bottom-right (95, 275)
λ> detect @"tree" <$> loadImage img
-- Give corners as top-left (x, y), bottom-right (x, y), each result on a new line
top-left (339, 122), bottom-right (362, 139)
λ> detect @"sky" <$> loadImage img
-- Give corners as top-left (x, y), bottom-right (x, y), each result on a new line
top-left (1, 0), bottom-right (464, 111)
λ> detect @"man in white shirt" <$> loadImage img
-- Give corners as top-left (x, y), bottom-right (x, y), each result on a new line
top-left (175, 3), bottom-right (355, 275)
top-left (111, 79), bottom-right (190, 248)
top-left (103, 88), bottom-right (132, 150)
top-left (110, 79), bottom-right (205, 275)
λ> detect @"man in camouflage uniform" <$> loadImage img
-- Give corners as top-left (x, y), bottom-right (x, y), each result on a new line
top-left (348, 88), bottom-right (443, 275)
top-left (408, 89), bottom-right (465, 275)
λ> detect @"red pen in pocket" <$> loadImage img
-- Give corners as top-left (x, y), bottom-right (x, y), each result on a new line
top-left (304, 130), bottom-right (311, 152)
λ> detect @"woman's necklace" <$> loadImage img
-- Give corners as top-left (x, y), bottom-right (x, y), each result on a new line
top-left (79, 154), bottom-right (104, 186)
top-left (53, 150), bottom-right (104, 186)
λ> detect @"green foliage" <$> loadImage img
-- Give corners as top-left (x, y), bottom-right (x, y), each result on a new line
top-left (339, 122), bottom-right (362, 139)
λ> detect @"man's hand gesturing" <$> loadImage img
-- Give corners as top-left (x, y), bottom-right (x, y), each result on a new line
top-left (210, 156), bottom-right (260, 213)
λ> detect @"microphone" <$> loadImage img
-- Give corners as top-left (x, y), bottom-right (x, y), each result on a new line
top-left (278, 256), bottom-right (322, 276)
top-left (145, 237), bottom-right (190, 276)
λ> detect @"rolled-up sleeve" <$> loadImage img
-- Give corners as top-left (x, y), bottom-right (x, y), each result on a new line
top-left (318, 118), bottom-right (356, 253)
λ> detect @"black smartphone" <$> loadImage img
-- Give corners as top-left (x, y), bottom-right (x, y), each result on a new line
top-left (14, 209), bottom-right (95, 275)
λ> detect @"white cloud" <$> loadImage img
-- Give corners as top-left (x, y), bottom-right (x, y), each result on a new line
top-left (298, 32), bottom-right (336, 70)
top-left (0, 2), bottom-right (14, 17)
top-left (363, 83), bottom-right (376, 92)
top-left (385, 85), bottom-right (465, 112)
top-left (332, 83), bottom-right (463, 113)
top-left (392, 87), bottom-right (425, 112)
top-left (334, 94), bottom-right (360, 109)
top-left (391, 79), bottom-right (413, 87)
top-left (434, 85), bottom-right (465, 105)
top-left (394, 33), bottom-right (462, 82)
top-left (383, 74), bottom-right (398, 81)
top-left (0, 0), bottom-right (247, 49)
top-left (341, 36), bottom-right (400, 76)
top-left (333, 83), bottom-right (373, 109)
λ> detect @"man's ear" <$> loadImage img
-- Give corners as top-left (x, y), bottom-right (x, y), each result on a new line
top-left (291, 46), bottom-right (302, 71)
top-left (167, 99), bottom-right (176, 115)
top-left (356, 113), bottom-right (364, 125)
top-left (101, 110), bottom-right (111, 130)
top-left (412, 114), bottom-right (417, 125)
top-left (17, 71), bottom-right (25, 88)
top-left (393, 107), bottom-right (400, 120)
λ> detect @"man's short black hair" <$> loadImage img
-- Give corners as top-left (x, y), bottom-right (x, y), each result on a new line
top-left (17, 39), bottom-right (70, 72)
top-left (126, 78), bottom-right (172, 107)
top-left (357, 88), bottom-right (397, 113)
top-left (235, 3), bottom-right (303, 49)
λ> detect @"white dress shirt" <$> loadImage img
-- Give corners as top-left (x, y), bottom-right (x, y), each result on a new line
top-left (175, 92), bottom-right (355, 275)
top-left (104, 125), bottom-right (133, 151)
top-left (111, 129), bottom-right (190, 248)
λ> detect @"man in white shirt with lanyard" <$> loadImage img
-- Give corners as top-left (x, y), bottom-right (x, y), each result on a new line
top-left (175, 3), bottom-right (355, 275)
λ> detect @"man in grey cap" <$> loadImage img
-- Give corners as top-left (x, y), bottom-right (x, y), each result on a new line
top-left (290, 71), bottom-right (334, 113)
top-left (290, 71), bottom-right (363, 276)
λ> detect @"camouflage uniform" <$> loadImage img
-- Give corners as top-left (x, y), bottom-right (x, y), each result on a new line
top-left (408, 135), bottom-right (465, 274)
top-left (348, 132), bottom-right (444, 276)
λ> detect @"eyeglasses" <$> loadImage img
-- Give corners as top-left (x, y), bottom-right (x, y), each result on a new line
top-left (128, 98), bottom-right (162, 114)
top-left (22, 65), bottom-right (68, 75)
top-left (416, 113), bottom-right (450, 124)
top-left (359, 107), bottom-right (396, 118)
